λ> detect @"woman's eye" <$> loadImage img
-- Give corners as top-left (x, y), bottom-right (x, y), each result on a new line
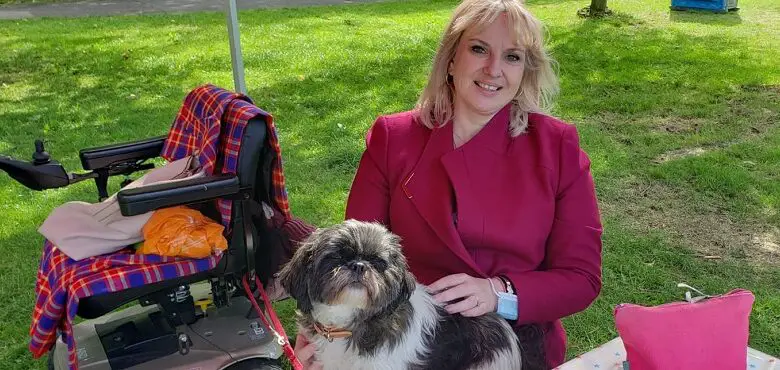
top-left (470, 45), bottom-right (487, 54)
top-left (506, 53), bottom-right (522, 63)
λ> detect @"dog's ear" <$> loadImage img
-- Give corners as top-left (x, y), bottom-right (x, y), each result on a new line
top-left (399, 270), bottom-right (417, 302)
top-left (386, 231), bottom-right (417, 304)
top-left (277, 237), bottom-right (317, 314)
top-left (380, 268), bottom-right (417, 316)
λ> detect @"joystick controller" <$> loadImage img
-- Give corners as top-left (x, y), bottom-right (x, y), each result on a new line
top-left (33, 140), bottom-right (51, 165)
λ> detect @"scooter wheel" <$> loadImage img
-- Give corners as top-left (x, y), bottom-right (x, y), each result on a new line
top-left (224, 358), bottom-right (283, 370)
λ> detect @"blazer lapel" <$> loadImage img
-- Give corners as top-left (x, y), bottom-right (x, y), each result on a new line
top-left (402, 105), bottom-right (513, 277)
top-left (402, 122), bottom-right (486, 276)
top-left (439, 105), bottom-right (512, 258)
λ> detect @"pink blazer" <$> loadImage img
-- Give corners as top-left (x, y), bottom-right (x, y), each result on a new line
top-left (345, 104), bottom-right (603, 368)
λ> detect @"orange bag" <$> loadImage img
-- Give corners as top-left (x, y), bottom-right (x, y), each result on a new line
top-left (137, 206), bottom-right (228, 258)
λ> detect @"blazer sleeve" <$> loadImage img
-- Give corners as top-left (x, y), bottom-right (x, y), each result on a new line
top-left (508, 124), bottom-right (603, 325)
top-left (344, 116), bottom-right (391, 225)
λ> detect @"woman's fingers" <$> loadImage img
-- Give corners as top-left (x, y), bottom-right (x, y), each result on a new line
top-left (427, 274), bottom-right (499, 316)
top-left (294, 333), bottom-right (309, 352)
top-left (443, 294), bottom-right (481, 314)
top-left (294, 333), bottom-right (320, 369)
top-left (298, 343), bottom-right (317, 361)
top-left (431, 280), bottom-right (473, 304)
top-left (459, 303), bottom-right (486, 317)
top-left (426, 273), bottom-right (470, 294)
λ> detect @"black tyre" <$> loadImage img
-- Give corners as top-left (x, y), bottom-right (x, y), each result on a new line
top-left (224, 357), bottom-right (283, 370)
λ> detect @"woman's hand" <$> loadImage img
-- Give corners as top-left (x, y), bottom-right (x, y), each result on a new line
top-left (426, 273), bottom-right (503, 317)
top-left (294, 333), bottom-right (323, 370)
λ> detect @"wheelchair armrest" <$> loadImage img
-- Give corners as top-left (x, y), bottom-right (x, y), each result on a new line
top-left (117, 175), bottom-right (240, 216)
top-left (79, 136), bottom-right (166, 171)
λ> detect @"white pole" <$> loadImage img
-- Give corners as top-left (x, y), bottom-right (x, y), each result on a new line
top-left (226, 0), bottom-right (247, 94)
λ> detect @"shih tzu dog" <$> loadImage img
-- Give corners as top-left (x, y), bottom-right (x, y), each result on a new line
top-left (277, 219), bottom-right (530, 370)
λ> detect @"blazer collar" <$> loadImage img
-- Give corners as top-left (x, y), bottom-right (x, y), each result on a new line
top-left (401, 104), bottom-right (513, 276)
top-left (456, 103), bottom-right (513, 156)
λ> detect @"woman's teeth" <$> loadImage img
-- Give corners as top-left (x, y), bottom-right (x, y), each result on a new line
top-left (476, 81), bottom-right (500, 91)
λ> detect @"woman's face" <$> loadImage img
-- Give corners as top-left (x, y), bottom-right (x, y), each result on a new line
top-left (449, 13), bottom-right (525, 122)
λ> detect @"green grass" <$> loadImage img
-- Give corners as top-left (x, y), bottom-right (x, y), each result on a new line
top-left (1, 0), bottom-right (779, 368)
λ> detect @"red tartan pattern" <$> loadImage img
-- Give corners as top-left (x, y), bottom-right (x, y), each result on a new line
top-left (30, 242), bottom-right (219, 369)
top-left (29, 84), bottom-right (294, 370)
top-left (161, 84), bottom-right (292, 225)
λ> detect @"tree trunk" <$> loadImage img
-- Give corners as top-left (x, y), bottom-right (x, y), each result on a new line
top-left (578, 0), bottom-right (612, 17)
top-left (590, 0), bottom-right (608, 13)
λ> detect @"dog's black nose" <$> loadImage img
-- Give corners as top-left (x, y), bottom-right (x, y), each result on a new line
top-left (349, 261), bottom-right (367, 274)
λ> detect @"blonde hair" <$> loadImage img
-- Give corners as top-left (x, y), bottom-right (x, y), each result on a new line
top-left (415, 0), bottom-right (559, 136)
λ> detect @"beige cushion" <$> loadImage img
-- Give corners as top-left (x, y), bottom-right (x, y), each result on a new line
top-left (38, 155), bottom-right (204, 260)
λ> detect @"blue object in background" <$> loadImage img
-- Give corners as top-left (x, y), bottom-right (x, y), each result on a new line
top-left (671, 0), bottom-right (738, 12)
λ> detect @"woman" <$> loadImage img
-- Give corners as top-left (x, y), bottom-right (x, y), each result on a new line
top-left (296, 0), bottom-right (603, 368)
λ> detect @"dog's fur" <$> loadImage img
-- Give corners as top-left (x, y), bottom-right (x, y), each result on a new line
top-left (278, 219), bottom-right (540, 370)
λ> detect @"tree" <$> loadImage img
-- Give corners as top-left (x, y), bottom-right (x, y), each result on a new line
top-left (578, 0), bottom-right (613, 17)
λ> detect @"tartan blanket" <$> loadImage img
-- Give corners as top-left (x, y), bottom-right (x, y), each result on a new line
top-left (161, 84), bottom-right (292, 225)
top-left (30, 242), bottom-right (220, 368)
top-left (29, 84), bottom-right (294, 370)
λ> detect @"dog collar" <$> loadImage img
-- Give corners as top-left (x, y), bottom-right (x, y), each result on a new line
top-left (313, 322), bottom-right (353, 342)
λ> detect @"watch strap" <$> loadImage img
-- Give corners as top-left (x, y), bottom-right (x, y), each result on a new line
top-left (498, 275), bottom-right (515, 295)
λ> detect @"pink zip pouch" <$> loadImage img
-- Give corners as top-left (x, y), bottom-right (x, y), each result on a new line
top-left (614, 284), bottom-right (755, 370)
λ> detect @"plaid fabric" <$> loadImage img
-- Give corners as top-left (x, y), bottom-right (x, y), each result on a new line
top-left (29, 84), bottom-right (294, 370)
top-left (161, 84), bottom-right (291, 224)
top-left (30, 242), bottom-right (219, 368)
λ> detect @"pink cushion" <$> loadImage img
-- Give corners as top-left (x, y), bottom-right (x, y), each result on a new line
top-left (614, 288), bottom-right (755, 370)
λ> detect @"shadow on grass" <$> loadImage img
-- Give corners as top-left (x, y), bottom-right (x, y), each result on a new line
top-left (549, 10), bottom-right (779, 219)
top-left (551, 11), bottom-right (763, 118)
top-left (544, 10), bottom-right (776, 179)
top-left (668, 8), bottom-right (743, 25)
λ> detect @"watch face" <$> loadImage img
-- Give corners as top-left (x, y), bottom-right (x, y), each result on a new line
top-left (497, 292), bottom-right (518, 320)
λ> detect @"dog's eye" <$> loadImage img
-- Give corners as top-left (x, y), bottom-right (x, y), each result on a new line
top-left (322, 252), bottom-right (341, 263)
top-left (368, 257), bottom-right (387, 271)
top-left (337, 247), bottom-right (357, 260)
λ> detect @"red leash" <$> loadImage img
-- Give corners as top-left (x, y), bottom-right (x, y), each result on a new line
top-left (242, 274), bottom-right (304, 370)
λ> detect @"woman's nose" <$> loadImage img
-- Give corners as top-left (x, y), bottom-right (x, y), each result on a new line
top-left (483, 54), bottom-right (501, 78)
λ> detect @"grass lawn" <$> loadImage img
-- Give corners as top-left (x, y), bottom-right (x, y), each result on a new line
top-left (1, 0), bottom-right (778, 368)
